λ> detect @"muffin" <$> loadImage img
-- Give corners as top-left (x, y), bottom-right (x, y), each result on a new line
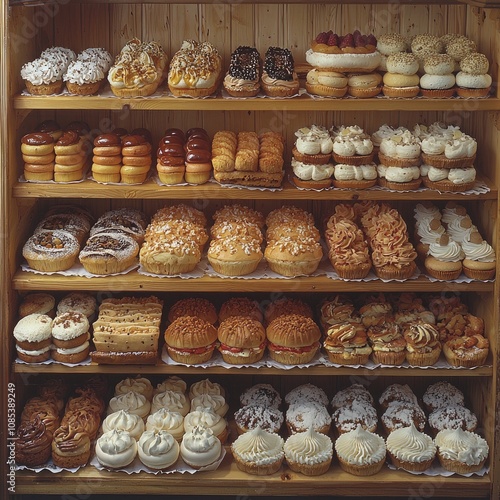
top-left (235, 405), bottom-right (283, 435)
top-left (403, 323), bottom-right (442, 366)
top-left (386, 423), bottom-right (436, 472)
top-left (284, 427), bottom-right (333, 476)
top-left (286, 401), bottom-right (332, 435)
top-left (443, 334), bottom-right (489, 367)
top-left (428, 405), bottom-right (478, 436)
top-left (435, 428), bottom-right (488, 473)
top-left (240, 384), bottom-right (282, 409)
top-left (423, 381), bottom-right (465, 412)
top-left (335, 425), bottom-right (386, 476)
top-left (378, 384), bottom-right (418, 410)
top-left (231, 426), bottom-right (284, 475)
top-left (285, 384), bottom-right (328, 408)
top-left (331, 384), bottom-right (374, 410)
top-left (332, 400), bottom-right (377, 435)
top-left (381, 402), bottom-right (426, 434)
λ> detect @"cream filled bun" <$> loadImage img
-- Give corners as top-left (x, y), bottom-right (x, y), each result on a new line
top-left (306, 69), bottom-right (348, 97)
top-left (383, 73), bottom-right (420, 87)
top-left (347, 72), bottom-right (382, 98)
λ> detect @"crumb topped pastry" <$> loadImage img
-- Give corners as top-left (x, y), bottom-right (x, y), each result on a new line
top-left (261, 47), bottom-right (299, 97)
top-left (240, 384), bottom-right (282, 409)
top-left (224, 46), bottom-right (261, 97)
top-left (235, 404), bottom-right (283, 435)
top-left (381, 402), bottom-right (426, 434)
top-left (287, 401), bottom-right (332, 435)
top-left (285, 384), bottom-right (328, 407)
top-left (428, 405), bottom-right (478, 435)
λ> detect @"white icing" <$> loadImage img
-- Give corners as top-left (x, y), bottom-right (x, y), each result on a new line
top-left (96, 429), bottom-right (138, 468)
top-left (386, 423), bottom-right (436, 463)
top-left (284, 427), bottom-right (333, 465)
top-left (180, 426), bottom-right (222, 467)
top-left (435, 428), bottom-right (488, 466)
top-left (13, 314), bottom-right (52, 342)
top-left (231, 426), bottom-right (284, 465)
top-left (335, 425), bottom-right (386, 465)
top-left (138, 430), bottom-right (180, 469)
top-left (102, 410), bottom-right (145, 440)
top-left (292, 159), bottom-right (334, 181)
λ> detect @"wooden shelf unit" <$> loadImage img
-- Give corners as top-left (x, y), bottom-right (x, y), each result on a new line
top-left (2, 0), bottom-right (500, 498)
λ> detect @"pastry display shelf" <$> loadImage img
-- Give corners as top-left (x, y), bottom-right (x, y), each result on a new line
top-left (12, 361), bottom-right (494, 377)
top-left (12, 176), bottom-right (498, 200)
top-left (11, 269), bottom-right (495, 293)
top-left (14, 462), bottom-right (491, 497)
top-left (12, 93), bottom-right (500, 112)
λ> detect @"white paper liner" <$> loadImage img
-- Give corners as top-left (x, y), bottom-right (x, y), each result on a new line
top-left (152, 173), bottom-right (188, 187)
top-left (88, 173), bottom-right (152, 186)
top-left (220, 88), bottom-right (306, 99)
top-left (18, 174), bottom-right (87, 184)
top-left (426, 272), bottom-right (494, 283)
top-left (90, 448), bottom-right (226, 474)
top-left (15, 458), bottom-right (82, 473)
top-left (21, 260), bottom-right (139, 277)
top-left (209, 178), bottom-right (283, 192)
top-left (137, 257), bottom-right (208, 279)
top-left (15, 355), bottom-right (91, 367)
top-left (386, 461), bottom-right (489, 477)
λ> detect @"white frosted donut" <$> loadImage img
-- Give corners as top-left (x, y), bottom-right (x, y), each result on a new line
top-left (420, 73), bottom-right (456, 90)
top-left (455, 72), bottom-right (492, 89)
top-left (423, 54), bottom-right (455, 75)
top-left (386, 53), bottom-right (419, 75)
top-left (460, 53), bottom-right (489, 75)
top-left (377, 34), bottom-right (407, 56)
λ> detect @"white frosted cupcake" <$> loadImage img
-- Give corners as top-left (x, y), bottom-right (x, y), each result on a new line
top-left (114, 377), bottom-right (154, 401)
top-left (154, 376), bottom-right (187, 395)
top-left (231, 426), bottom-right (284, 475)
top-left (102, 410), bottom-right (145, 440)
top-left (335, 425), bottom-right (386, 476)
top-left (107, 392), bottom-right (151, 421)
top-left (151, 390), bottom-right (190, 416)
top-left (188, 379), bottom-right (225, 400)
top-left (284, 427), bottom-right (333, 476)
top-left (146, 409), bottom-right (185, 442)
top-left (95, 429), bottom-right (138, 469)
top-left (184, 406), bottom-right (229, 444)
top-left (180, 426), bottom-right (222, 469)
top-left (435, 428), bottom-right (488, 473)
top-left (386, 423), bottom-right (436, 472)
top-left (190, 394), bottom-right (229, 417)
top-left (138, 430), bottom-right (180, 470)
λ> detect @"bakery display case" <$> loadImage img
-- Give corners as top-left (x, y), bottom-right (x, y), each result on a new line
top-left (1, 0), bottom-right (499, 498)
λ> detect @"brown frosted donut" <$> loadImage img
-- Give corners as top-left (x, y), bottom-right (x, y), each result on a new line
top-left (131, 128), bottom-right (153, 144)
top-left (65, 121), bottom-right (90, 137)
top-left (35, 120), bottom-right (63, 140)
top-left (160, 135), bottom-right (184, 146)
top-left (93, 146), bottom-right (122, 156)
top-left (122, 155), bottom-right (152, 167)
top-left (185, 138), bottom-right (211, 151)
top-left (122, 143), bottom-right (152, 156)
top-left (92, 155), bottom-right (122, 165)
top-left (185, 150), bottom-right (211, 163)
top-left (94, 133), bottom-right (121, 147)
top-left (112, 128), bottom-right (129, 139)
top-left (21, 132), bottom-right (54, 155)
top-left (22, 152), bottom-right (55, 165)
top-left (164, 128), bottom-right (185, 140)
top-left (158, 155), bottom-right (185, 166)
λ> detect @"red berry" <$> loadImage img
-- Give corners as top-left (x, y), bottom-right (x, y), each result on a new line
top-left (315, 32), bottom-right (329, 44)
top-left (340, 33), bottom-right (354, 48)
top-left (327, 33), bottom-right (339, 46)
top-left (367, 34), bottom-right (377, 46)
top-left (353, 29), bottom-right (361, 38)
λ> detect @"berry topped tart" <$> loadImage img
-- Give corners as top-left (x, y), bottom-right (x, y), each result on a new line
top-left (261, 47), bottom-right (300, 97)
top-left (224, 46), bottom-right (261, 97)
top-left (306, 30), bottom-right (381, 73)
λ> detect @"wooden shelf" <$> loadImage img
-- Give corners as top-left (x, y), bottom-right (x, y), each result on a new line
top-left (13, 92), bottom-right (500, 112)
top-left (12, 361), bottom-right (493, 376)
top-left (12, 176), bottom-right (498, 200)
top-left (9, 0), bottom-right (464, 5)
top-left (14, 461), bottom-right (491, 497)
top-left (11, 269), bottom-right (496, 292)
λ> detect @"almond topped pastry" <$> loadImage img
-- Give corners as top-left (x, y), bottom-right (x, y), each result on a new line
top-left (108, 38), bottom-right (168, 97)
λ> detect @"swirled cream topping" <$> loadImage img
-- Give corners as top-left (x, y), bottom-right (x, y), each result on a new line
top-left (377, 165), bottom-right (420, 182)
top-left (444, 134), bottom-right (477, 159)
top-left (155, 376), bottom-right (187, 394)
top-left (428, 239), bottom-right (465, 262)
top-left (295, 125), bottom-right (333, 155)
top-left (416, 220), bottom-right (445, 245)
top-left (421, 135), bottom-right (446, 155)
top-left (96, 429), bottom-right (138, 459)
top-left (461, 239), bottom-right (496, 262)
top-left (448, 167), bottom-right (476, 184)
top-left (180, 425), bottom-right (222, 467)
top-left (77, 48), bottom-right (113, 72)
top-left (115, 377), bottom-right (153, 399)
top-left (379, 130), bottom-right (421, 159)
top-left (292, 159), bottom-right (334, 181)
top-left (21, 58), bottom-right (64, 85)
top-left (386, 423), bottom-right (436, 463)
top-left (414, 203), bottom-right (441, 228)
top-left (64, 60), bottom-right (104, 84)
top-left (108, 392), bottom-right (150, 417)
top-left (334, 163), bottom-right (377, 181)
top-left (138, 430), bottom-right (179, 466)
top-left (284, 427), bottom-right (333, 465)
top-left (334, 425), bottom-right (386, 465)
top-left (184, 406), bottom-right (227, 437)
top-left (146, 409), bottom-right (184, 439)
top-left (190, 394), bottom-right (228, 416)
top-left (102, 410), bottom-right (145, 439)
top-left (404, 323), bottom-right (440, 350)
top-left (435, 428), bottom-right (488, 466)
top-left (332, 126), bottom-right (373, 156)
top-left (189, 379), bottom-right (224, 399)
top-left (231, 426), bottom-right (284, 466)
top-left (372, 125), bottom-right (406, 147)
top-left (151, 390), bottom-right (189, 415)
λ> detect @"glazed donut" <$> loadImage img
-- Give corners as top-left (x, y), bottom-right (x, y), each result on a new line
top-left (35, 120), bottom-right (63, 140)
top-left (186, 127), bottom-right (209, 139)
top-left (164, 128), bottom-right (185, 141)
top-left (65, 121), bottom-right (90, 137)
top-left (160, 136), bottom-right (184, 146)
top-left (185, 150), bottom-right (211, 164)
top-left (158, 155), bottom-right (185, 166)
top-left (112, 127), bottom-right (129, 139)
top-left (186, 138), bottom-right (211, 151)
top-left (54, 171), bottom-right (83, 182)
top-left (24, 162), bottom-right (55, 173)
top-left (22, 152), bottom-right (55, 165)
top-left (93, 146), bottom-right (122, 156)
top-left (122, 143), bottom-right (152, 156)
top-left (92, 155), bottom-right (122, 165)
top-left (122, 155), bottom-right (152, 167)
top-left (185, 163), bottom-right (211, 173)
top-left (21, 132), bottom-right (54, 155)
top-left (54, 131), bottom-right (83, 155)
top-left (54, 162), bottom-right (84, 173)
top-left (156, 163), bottom-right (185, 174)
top-left (94, 133), bottom-right (121, 147)
top-left (120, 165), bottom-right (150, 175)
top-left (56, 152), bottom-right (86, 166)
top-left (131, 128), bottom-right (153, 144)
top-left (91, 163), bottom-right (121, 174)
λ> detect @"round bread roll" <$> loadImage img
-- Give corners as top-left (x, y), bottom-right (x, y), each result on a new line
top-left (165, 316), bottom-right (218, 365)
top-left (347, 72), bottom-right (382, 98)
top-left (377, 34), bottom-right (407, 56)
top-left (423, 54), bottom-right (455, 75)
top-left (217, 316), bottom-right (266, 364)
top-left (386, 53), bottom-right (419, 75)
top-left (167, 298), bottom-right (217, 325)
top-left (219, 297), bottom-right (263, 323)
top-left (266, 314), bottom-right (321, 365)
top-left (460, 52), bottom-right (489, 75)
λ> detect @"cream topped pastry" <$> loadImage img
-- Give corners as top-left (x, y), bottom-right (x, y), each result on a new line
top-left (184, 406), bottom-right (228, 442)
top-left (107, 392), bottom-right (151, 420)
top-left (56, 292), bottom-right (96, 320)
top-left (295, 126), bottom-right (333, 155)
top-left (95, 429), bottom-right (138, 468)
top-left (180, 425), bottom-right (222, 468)
top-left (190, 394), bottom-right (228, 417)
top-left (146, 409), bottom-right (185, 441)
top-left (334, 163), bottom-right (377, 181)
top-left (102, 410), bottom-right (145, 440)
top-left (231, 426), bottom-right (284, 474)
top-left (379, 129), bottom-right (420, 160)
top-left (188, 379), bottom-right (225, 400)
top-left (284, 427), bottom-right (333, 475)
top-left (427, 237), bottom-right (465, 262)
top-left (292, 160), bottom-right (334, 181)
top-left (115, 377), bottom-right (154, 401)
top-left (154, 376), bottom-right (187, 395)
top-left (332, 126), bottom-right (374, 157)
top-left (77, 47), bottom-right (112, 71)
top-left (64, 60), bottom-right (104, 85)
top-left (335, 425), bottom-right (386, 476)
top-left (435, 428), bottom-right (488, 472)
top-left (386, 423), bottom-right (436, 471)
top-left (151, 390), bottom-right (190, 416)
top-left (21, 58), bottom-right (65, 86)
top-left (138, 430), bottom-right (180, 469)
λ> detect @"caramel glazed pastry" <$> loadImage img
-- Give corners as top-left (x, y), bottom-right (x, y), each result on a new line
top-left (168, 40), bottom-right (222, 97)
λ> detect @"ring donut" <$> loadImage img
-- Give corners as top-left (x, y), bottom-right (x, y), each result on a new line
top-left (93, 155), bottom-right (122, 166)
top-left (158, 156), bottom-right (185, 166)
top-left (55, 152), bottom-right (86, 166)
top-left (21, 132), bottom-right (54, 156)
top-left (93, 146), bottom-right (122, 156)
top-left (91, 163), bottom-right (121, 174)
top-left (54, 162), bottom-right (84, 173)
top-left (24, 162), bottom-right (55, 173)
top-left (54, 131), bottom-right (83, 155)
top-left (122, 143), bottom-right (152, 156)
top-left (22, 152), bottom-right (55, 165)
top-left (122, 155), bottom-right (152, 167)
top-left (120, 165), bottom-right (150, 175)
top-left (185, 150), bottom-right (211, 164)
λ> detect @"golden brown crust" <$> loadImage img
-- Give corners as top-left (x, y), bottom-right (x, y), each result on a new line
top-left (305, 82), bottom-right (348, 97)
top-left (218, 316), bottom-right (266, 348)
top-left (90, 350), bottom-right (159, 364)
top-left (165, 316), bottom-right (218, 349)
top-left (266, 314), bottom-right (321, 348)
